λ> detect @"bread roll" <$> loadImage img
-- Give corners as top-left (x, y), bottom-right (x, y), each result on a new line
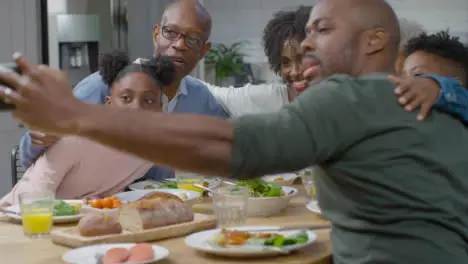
top-left (78, 213), bottom-right (122, 237)
top-left (119, 192), bottom-right (194, 231)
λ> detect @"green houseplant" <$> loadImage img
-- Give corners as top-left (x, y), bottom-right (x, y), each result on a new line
top-left (204, 41), bottom-right (248, 85)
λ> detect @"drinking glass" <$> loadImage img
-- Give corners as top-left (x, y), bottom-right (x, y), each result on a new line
top-left (175, 171), bottom-right (204, 194)
top-left (212, 186), bottom-right (249, 228)
top-left (300, 168), bottom-right (318, 202)
top-left (19, 190), bottom-right (55, 238)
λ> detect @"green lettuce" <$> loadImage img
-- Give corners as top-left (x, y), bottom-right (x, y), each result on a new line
top-left (53, 200), bottom-right (77, 216)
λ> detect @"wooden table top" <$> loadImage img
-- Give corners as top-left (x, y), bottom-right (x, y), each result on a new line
top-left (0, 188), bottom-right (332, 264)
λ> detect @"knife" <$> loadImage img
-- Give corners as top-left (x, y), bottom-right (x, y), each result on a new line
top-left (225, 225), bottom-right (330, 233)
top-left (0, 208), bottom-right (20, 216)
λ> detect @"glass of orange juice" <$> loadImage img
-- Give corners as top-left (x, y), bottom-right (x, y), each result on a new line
top-left (19, 190), bottom-right (54, 238)
top-left (175, 171), bottom-right (204, 194)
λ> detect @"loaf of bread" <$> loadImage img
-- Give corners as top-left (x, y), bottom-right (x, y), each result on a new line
top-left (78, 213), bottom-right (122, 237)
top-left (119, 192), bottom-right (194, 231)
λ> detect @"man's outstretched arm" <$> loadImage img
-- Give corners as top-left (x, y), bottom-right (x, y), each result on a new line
top-left (76, 108), bottom-right (235, 176)
top-left (69, 75), bottom-right (367, 178)
top-left (0, 55), bottom-right (367, 179)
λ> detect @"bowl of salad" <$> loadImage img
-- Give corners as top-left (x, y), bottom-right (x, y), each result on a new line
top-left (235, 179), bottom-right (298, 217)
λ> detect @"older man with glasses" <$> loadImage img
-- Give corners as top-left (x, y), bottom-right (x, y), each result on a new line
top-left (17, 0), bottom-right (229, 181)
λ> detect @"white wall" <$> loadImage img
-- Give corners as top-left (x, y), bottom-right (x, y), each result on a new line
top-left (204, 0), bottom-right (468, 81)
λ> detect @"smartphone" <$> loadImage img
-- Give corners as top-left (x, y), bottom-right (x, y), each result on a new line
top-left (0, 62), bottom-right (21, 110)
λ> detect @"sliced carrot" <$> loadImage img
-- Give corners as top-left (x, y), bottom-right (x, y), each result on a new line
top-left (101, 198), bottom-right (113, 209)
top-left (90, 199), bottom-right (102, 209)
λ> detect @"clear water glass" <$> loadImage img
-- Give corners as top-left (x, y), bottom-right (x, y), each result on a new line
top-left (300, 168), bottom-right (318, 202)
top-left (19, 190), bottom-right (55, 238)
top-left (212, 186), bottom-right (249, 228)
top-left (175, 171), bottom-right (205, 194)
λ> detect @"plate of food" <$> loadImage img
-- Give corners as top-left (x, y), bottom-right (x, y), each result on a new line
top-left (185, 226), bottom-right (317, 257)
top-left (235, 179), bottom-right (298, 217)
top-left (81, 189), bottom-right (202, 214)
top-left (4, 199), bottom-right (84, 223)
top-left (261, 173), bottom-right (299, 186)
top-left (62, 243), bottom-right (169, 264)
top-left (128, 178), bottom-right (221, 191)
top-left (306, 200), bottom-right (321, 214)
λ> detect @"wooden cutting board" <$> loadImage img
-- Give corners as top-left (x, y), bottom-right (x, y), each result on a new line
top-left (51, 213), bottom-right (216, 248)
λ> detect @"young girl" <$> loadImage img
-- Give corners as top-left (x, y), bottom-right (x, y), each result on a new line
top-left (0, 51), bottom-right (174, 206)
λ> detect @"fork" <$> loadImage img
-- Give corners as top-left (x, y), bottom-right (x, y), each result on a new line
top-left (231, 225), bottom-right (330, 233)
top-left (0, 208), bottom-right (20, 216)
top-left (150, 179), bottom-right (173, 185)
top-left (193, 184), bottom-right (212, 193)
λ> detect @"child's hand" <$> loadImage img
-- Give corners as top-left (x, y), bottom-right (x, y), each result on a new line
top-left (388, 75), bottom-right (440, 121)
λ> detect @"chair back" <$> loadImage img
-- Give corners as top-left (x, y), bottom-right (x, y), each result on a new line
top-left (11, 146), bottom-right (25, 186)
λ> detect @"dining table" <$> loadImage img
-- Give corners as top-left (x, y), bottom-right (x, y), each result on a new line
top-left (0, 184), bottom-right (332, 264)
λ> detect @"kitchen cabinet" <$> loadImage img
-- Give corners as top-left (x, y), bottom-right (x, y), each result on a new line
top-left (0, 0), bottom-right (41, 63)
top-left (0, 0), bottom-right (40, 196)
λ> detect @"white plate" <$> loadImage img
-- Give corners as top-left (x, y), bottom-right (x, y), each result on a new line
top-left (306, 200), bottom-right (321, 214)
top-left (185, 226), bottom-right (317, 258)
top-left (62, 243), bottom-right (169, 264)
top-left (5, 200), bottom-right (84, 224)
top-left (82, 189), bottom-right (202, 214)
top-left (261, 173), bottom-right (298, 185)
top-left (129, 178), bottom-right (221, 191)
top-left (115, 189), bottom-right (201, 204)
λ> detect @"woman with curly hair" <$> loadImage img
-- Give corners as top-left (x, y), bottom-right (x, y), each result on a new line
top-left (203, 6), bottom-right (314, 116)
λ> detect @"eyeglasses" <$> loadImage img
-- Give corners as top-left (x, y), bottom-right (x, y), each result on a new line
top-left (161, 26), bottom-right (204, 50)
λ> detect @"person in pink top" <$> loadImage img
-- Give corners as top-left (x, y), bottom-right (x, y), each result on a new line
top-left (0, 51), bottom-right (174, 206)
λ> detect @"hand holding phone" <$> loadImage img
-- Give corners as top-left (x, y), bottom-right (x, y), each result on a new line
top-left (0, 53), bottom-right (82, 136)
top-left (0, 63), bottom-right (21, 110)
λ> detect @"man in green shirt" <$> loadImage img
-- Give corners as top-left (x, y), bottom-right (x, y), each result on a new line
top-left (1, 0), bottom-right (468, 263)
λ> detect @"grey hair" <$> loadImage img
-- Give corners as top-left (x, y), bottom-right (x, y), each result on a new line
top-left (398, 18), bottom-right (426, 49)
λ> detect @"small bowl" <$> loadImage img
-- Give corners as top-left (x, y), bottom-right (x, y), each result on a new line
top-left (246, 186), bottom-right (298, 217)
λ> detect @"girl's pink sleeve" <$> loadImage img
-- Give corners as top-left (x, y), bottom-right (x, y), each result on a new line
top-left (0, 137), bottom-right (79, 207)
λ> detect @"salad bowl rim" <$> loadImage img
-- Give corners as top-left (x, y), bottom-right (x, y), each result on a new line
top-left (247, 186), bottom-right (298, 200)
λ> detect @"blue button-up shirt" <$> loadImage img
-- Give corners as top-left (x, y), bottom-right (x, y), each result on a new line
top-left (19, 71), bottom-right (229, 180)
top-left (423, 74), bottom-right (468, 123)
